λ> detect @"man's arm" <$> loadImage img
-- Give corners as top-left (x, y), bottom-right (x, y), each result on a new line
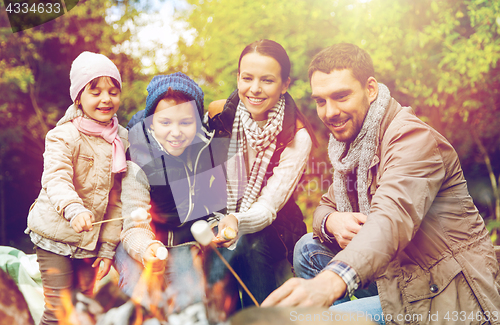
top-left (261, 270), bottom-right (346, 307)
top-left (313, 185), bottom-right (367, 248)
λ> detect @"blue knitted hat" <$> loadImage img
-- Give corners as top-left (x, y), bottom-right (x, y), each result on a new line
top-left (144, 72), bottom-right (204, 119)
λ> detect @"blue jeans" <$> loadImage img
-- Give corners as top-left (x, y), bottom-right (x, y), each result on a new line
top-left (114, 243), bottom-right (239, 315)
top-left (293, 233), bottom-right (384, 325)
top-left (231, 225), bottom-right (288, 308)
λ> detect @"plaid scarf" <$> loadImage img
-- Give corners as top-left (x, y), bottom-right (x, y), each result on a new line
top-left (226, 95), bottom-right (285, 213)
top-left (328, 83), bottom-right (390, 215)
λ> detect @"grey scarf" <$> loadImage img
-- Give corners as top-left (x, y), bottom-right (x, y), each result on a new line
top-left (226, 95), bottom-right (285, 213)
top-left (328, 83), bottom-right (391, 215)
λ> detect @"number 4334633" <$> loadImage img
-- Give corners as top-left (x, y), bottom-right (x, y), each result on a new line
top-left (6, 2), bottom-right (61, 14)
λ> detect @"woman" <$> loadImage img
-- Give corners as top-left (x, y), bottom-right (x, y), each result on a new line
top-left (208, 39), bottom-right (316, 307)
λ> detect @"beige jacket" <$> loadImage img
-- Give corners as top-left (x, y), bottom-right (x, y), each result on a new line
top-left (27, 105), bottom-right (129, 252)
top-left (313, 99), bottom-right (500, 324)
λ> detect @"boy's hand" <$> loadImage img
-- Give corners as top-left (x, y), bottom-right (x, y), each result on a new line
top-left (213, 214), bottom-right (239, 248)
top-left (92, 257), bottom-right (113, 281)
top-left (143, 243), bottom-right (168, 273)
top-left (72, 212), bottom-right (94, 233)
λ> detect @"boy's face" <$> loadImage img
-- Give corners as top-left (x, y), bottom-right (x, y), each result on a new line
top-left (150, 99), bottom-right (197, 156)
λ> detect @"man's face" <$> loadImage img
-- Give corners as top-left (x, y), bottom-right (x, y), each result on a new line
top-left (311, 69), bottom-right (378, 143)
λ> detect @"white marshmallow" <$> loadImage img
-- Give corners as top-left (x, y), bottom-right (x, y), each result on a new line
top-left (191, 220), bottom-right (214, 246)
top-left (222, 227), bottom-right (237, 240)
top-left (156, 246), bottom-right (168, 260)
top-left (131, 207), bottom-right (148, 222)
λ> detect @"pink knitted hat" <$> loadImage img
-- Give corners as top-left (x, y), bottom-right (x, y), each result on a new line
top-left (69, 51), bottom-right (122, 102)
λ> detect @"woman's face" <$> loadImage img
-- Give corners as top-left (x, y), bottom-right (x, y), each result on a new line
top-left (237, 52), bottom-right (290, 121)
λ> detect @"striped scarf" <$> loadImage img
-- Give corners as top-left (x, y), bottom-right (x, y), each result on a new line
top-left (328, 83), bottom-right (390, 215)
top-left (226, 96), bottom-right (285, 213)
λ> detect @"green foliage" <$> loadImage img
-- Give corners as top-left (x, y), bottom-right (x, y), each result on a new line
top-left (166, 0), bottom-right (500, 232)
top-left (2, 0), bottom-right (500, 246)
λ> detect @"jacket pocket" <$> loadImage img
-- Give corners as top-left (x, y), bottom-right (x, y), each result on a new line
top-left (74, 155), bottom-right (95, 196)
top-left (402, 256), bottom-right (486, 324)
top-left (404, 256), bottom-right (461, 302)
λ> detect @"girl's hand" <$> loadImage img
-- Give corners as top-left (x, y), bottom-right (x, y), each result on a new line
top-left (72, 212), bottom-right (94, 233)
top-left (92, 257), bottom-right (113, 281)
top-left (213, 214), bottom-right (239, 248)
top-left (143, 243), bottom-right (168, 274)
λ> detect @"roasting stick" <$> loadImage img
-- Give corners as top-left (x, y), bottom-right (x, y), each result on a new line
top-left (91, 207), bottom-right (149, 226)
top-left (91, 217), bottom-right (125, 225)
top-left (191, 220), bottom-right (260, 307)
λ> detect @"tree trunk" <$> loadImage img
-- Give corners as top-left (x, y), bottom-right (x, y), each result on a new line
top-left (471, 128), bottom-right (500, 243)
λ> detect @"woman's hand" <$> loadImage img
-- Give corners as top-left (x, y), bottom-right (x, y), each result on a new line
top-left (213, 214), bottom-right (239, 248)
top-left (72, 212), bottom-right (94, 233)
top-left (92, 257), bottom-right (113, 281)
top-left (143, 243), bottom-right (168, 274)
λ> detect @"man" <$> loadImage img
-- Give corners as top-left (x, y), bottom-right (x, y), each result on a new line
top-left (262, 43), bottom-right (500, 324)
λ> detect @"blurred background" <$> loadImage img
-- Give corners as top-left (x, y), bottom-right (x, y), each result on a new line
top-left (1, 0), bottom-right (499, 253)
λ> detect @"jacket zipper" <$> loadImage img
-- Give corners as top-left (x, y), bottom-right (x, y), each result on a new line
top-left (180, 130), bottom-right (216, 224)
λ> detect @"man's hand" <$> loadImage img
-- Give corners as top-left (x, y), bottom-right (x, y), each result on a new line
top-left (261, 270), bottom-right (347, 307)
top-left (72, 212), bottom-right (94, 233)
top-left (143, 243), bottom-right (168, 273)
top-left (212, 214), bottom-right (239, 248)
top-left (325, 212), bottom-right (367, 249)
top-left (92, 257), bottom-right (113, 281)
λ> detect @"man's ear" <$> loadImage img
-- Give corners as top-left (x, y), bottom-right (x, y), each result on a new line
top-left (366, 77), bottom-right (378, 103)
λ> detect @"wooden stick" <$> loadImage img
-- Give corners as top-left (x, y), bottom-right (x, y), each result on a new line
top-left (209, 242), bottom-right (260, 307)
top-left (91, 217), bottom-right (125, 226)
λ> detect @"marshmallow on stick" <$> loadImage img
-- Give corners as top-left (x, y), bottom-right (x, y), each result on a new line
top-left (222, 227), bottom-right (237, 241)
top-left (191, 220), bottom-right (215, 246)
top-left (156, 246), bottom-right (168, 260)
top-left (91, 207), bottom-right (149, 225)
top-left (190, 220), bottom-right (259, 307)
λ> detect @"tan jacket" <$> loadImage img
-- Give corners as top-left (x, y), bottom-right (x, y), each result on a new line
top-left (27, 105), bottom-right (129, 252)
top-left (313, 99), bottom-right (500, 324)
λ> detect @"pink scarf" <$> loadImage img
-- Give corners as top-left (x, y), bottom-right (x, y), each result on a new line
top-left (72, 116), bottom-right (127, 173)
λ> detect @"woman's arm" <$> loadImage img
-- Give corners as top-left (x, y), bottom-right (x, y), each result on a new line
top-left (235, 128), bottom-right (312, 235)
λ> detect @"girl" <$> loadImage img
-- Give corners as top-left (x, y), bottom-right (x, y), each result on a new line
top-left (26, 51), bottom-right (128, 325)
top-left (208, 39), bottom-right (317, 307)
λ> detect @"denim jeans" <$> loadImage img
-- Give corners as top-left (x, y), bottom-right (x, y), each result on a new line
top-left (231, 225), bottom-right (287, 308)
top-left (293, 233), bottom-right (384, 325)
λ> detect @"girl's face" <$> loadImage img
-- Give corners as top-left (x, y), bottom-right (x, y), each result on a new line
top-left (78, 77), bottom-right (120, 122)
top-left (237, 52), bottom-right (290, 121)
top-left (150, 99), bottom-right (197, 157)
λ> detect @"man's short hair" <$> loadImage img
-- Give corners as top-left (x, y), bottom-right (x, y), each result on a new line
top-left (308, 43), bottom-right (375, 86)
